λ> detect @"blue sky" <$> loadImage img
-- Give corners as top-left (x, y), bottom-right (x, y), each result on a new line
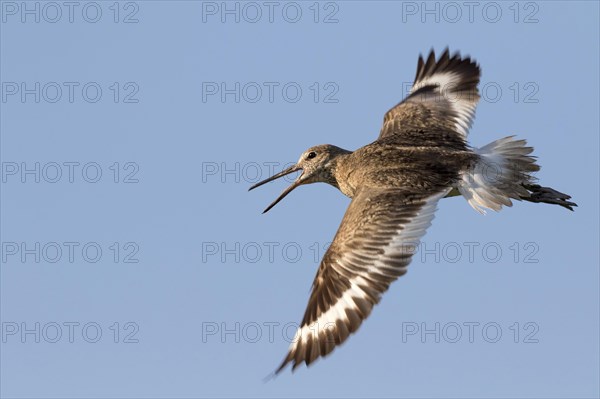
top-left (1, 1), bottom-right (599, 398)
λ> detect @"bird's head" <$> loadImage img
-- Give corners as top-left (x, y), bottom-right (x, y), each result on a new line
top-left (249, 144), bottom-right (349, 213)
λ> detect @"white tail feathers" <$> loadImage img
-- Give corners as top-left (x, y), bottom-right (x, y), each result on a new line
top-left (458, 136), bottom-right (540, 214)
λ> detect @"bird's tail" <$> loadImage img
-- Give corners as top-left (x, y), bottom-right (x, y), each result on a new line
top-left (458, 136), bottom-right (577, 214)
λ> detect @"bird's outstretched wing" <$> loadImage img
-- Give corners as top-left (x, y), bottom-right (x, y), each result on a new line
top-left (379, 49), bottom-right (480, 143)
top-left (275, 187), bottom-right (450, 374)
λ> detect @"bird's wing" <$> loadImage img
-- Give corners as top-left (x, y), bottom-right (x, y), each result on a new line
top-left (379, 48), bottom-right (480, 142)
top-left (275, 187), bottom-right (450, 373)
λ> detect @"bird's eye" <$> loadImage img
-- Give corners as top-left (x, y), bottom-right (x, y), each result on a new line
top-left (307, 151), bottom-right (317, 159)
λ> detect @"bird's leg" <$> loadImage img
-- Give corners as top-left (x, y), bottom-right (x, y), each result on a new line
top-left (520, 183), bottom-right (577, 211)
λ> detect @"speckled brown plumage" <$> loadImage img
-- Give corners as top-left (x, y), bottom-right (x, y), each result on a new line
top-left (249, 48), bottom-right (576, 376)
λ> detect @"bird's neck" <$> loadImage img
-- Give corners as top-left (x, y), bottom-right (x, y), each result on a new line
top-left (327, 150), bottom-right (355, 197)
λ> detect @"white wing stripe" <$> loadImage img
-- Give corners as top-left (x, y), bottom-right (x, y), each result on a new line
top-left (294, 276), bottom-right (369, 343)
top-left (410, 70), bottom-right (478, 138)
top-left (289, 190), bottom-right (449, 350)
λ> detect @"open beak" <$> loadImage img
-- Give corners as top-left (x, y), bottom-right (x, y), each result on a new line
top-left (248, 164), bottom-right (303, 213)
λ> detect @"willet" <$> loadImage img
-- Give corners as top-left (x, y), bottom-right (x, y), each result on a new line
top-left (249, 49), bottom-right (576, 374)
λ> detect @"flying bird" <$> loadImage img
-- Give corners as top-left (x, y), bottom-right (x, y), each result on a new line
top-left (249, 49), bottom-right (576, 374)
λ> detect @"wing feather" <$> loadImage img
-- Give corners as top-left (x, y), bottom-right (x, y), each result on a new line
top-left (379, 48), bottom-right (481, 143)
top-left (275, 188), bottom-right (450, 373)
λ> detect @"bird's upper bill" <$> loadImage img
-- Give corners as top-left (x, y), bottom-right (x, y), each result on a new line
top-left (248, 164), bottom-right (304, 213)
